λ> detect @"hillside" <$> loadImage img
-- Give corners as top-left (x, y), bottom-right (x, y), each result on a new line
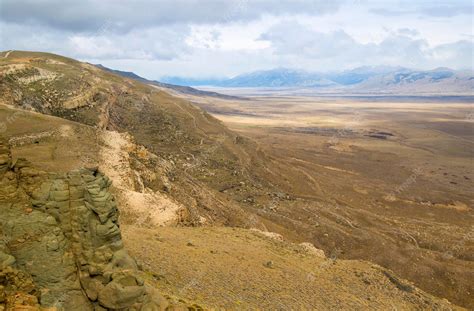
top-left (0, 50), bottom-right (472, 309)
top-left (124, 226), bottom-right (461, 310)
top-left (0, 50), bottom-right (268, 228)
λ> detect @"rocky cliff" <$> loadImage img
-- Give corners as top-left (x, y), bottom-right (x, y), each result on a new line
top-left (0, 138), bottom-right (166, 310)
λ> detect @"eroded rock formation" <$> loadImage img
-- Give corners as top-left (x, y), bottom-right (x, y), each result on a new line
top-left (0, 138), bottom-right (163, 310)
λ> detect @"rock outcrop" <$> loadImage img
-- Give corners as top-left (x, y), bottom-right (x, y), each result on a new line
top-left (0, 138), bottom-right (163, 310)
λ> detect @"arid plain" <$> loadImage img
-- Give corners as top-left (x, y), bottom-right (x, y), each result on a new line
top-left (187, 92), bottom-right (474, 308)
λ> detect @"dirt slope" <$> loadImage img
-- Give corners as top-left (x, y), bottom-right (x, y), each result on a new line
top-left (123, 226), bottom-right (462, 310)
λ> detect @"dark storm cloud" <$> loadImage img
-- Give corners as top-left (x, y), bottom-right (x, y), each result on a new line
top-left (0, 0), bottom-right (342, 32)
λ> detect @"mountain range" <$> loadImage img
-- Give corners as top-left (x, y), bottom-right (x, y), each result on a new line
top-left (161, 66), bottom-right (474, 95)
top-left (95, 64), bottom-right (244, 100)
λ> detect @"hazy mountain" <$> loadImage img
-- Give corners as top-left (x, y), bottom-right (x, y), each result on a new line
top-left (162, 66), bottom-right (474, 94)
top-left (95, 64), bottom-right (244, 100)
top-left (326, 66), bottom-right (410, 85)
top-left (217, 68), bottom-right (336, 87)
top-left (350, 67), bottom-right (474, 94)
top-left (162, 68), bottom-right (335, 87)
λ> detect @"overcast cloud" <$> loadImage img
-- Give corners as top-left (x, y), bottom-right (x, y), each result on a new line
top-left (0, 0), bottom-right (472, 79)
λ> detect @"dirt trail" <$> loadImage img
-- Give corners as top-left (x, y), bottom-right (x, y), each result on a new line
top-left (3, 50), bottom-right (13, 58)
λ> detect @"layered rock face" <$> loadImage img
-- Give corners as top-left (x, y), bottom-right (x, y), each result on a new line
top-left (0, 138), bottom-right (161, 310)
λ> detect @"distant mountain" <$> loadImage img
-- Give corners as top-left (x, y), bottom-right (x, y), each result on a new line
top-left (217, 68), bottom-right (336, 88)
top-left (161, 68), bottom-right (336, 88)
top-left (326, 66), bottom-right (410, 85)
top-left (162, 66), bottom-right (474, 95)
top-left (350, 67), bottom-right (474, 94)
top-left (95, 64), bottom-right (473, 95)
top-left (95, 64), bottom-right (244, 100)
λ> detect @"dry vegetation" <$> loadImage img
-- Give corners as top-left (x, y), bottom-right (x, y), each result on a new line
top-left (123, 225), bottom-right (461, 310)
top-left (189, 94), bottom-right (474, 308)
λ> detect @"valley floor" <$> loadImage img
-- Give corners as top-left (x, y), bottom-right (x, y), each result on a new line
top-left (187, 94), bottom-right (474, 308)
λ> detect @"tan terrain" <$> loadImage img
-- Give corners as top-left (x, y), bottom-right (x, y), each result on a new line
top-left (124, 226), bottom-right (461, 310)
top-left (182, 94), bottom-right (474, 308)
top-left (0, 106), bottom-right (461, 310)
top-left (0, 50), bottom-right (472, 309)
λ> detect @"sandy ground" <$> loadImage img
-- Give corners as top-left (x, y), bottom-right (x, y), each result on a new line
top-left (99, 130), bottom-right (183, 226)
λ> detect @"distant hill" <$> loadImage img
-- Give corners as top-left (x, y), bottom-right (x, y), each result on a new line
top-left (162, 66), bottom-right (474, 95)
top-left (95, 64), bottom-right (245, 100)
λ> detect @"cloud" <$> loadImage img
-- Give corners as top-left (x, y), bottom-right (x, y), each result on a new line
top-left (397, 28), bottom-right (419, 37)
top-left (68, 25), bottom-right (191, 60)
top-left (369, 0), bottom-right (473, 17)
top-left (0, 0), bottom-right (342, 32)
top-left (431, 40), bottom-right (474, 69)
top-left (258, 21), bottom-right (473, 70)
top-left (259, 22), bottom-right (360, 59)
top-left (0, 21), bottom-right (191, 61)
top-left (0, 0), bottom-right (471, 77)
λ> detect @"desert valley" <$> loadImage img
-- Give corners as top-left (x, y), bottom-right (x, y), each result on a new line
top-left (0, 1), bottom-right (473, 310)
top-left (0, 50), bottom-right (472, 310)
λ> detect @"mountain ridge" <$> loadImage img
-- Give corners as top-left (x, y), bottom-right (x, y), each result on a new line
top-left (161, 66), bottom-right (474, 94)
top-left (95, 64), bottom-right (246, 100)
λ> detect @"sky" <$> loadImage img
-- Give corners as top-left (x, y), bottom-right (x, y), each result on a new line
top-left (0, 0), bottom-right (473, 80)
